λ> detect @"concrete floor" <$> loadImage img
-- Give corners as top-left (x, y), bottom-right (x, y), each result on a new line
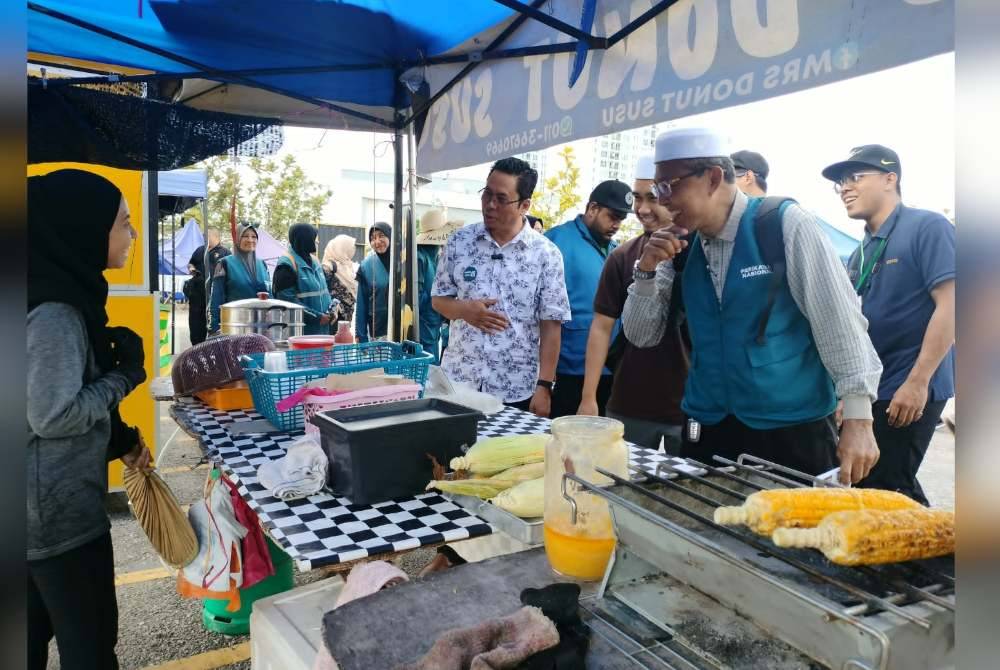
top-left (44, 304), bottom-right (956, 668)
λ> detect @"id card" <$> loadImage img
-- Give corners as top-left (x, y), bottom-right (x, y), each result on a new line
top-left (686, 418), bottom-right (701, 443)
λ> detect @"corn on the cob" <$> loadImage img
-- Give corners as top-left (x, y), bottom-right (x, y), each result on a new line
top-left (488, 462), bottom-right (546, 483)
top-left (426, 478), bottom-right (516, 499)
top-left (713, 487), bottom-right (920, 535)
top-left (771, 508), bottom-right (954, 566)
top-left (490, 477), bottom-right (544, 518)
top-left (449, 434), bottom-right (547, 475)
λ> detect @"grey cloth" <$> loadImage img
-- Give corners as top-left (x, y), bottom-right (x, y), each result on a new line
top-left (27, 303), bottom-right (134, 560)
top-left (621, 189), bottom-right (882, 421)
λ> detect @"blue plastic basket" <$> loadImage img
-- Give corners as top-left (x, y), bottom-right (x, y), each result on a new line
top-left (240, 340), bottom-right (433, 431)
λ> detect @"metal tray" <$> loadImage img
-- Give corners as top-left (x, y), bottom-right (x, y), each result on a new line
top-left (445, 493), bottom-right (543, 546)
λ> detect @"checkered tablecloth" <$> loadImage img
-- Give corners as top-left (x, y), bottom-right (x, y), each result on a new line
top-left (170, 401), bottom-right (692, 570)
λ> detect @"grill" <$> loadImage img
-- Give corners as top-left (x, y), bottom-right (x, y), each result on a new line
top-left (562, 455), bottom-right (955, 670)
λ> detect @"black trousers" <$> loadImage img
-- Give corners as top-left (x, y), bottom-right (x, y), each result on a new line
top-left (680, 414), bottom-right (839, 477)
top-left (859, 399), bottom-right (947, 505)
top-left (550, 374), bottom-right (614, 419)
top-left (28, 532), bottom-right (119, 670)
top-left (188, 296), bottom-right (208, 346)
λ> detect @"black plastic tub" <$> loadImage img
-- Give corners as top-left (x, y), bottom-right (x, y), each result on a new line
top-left (312, 398), bottom-right (485, 505)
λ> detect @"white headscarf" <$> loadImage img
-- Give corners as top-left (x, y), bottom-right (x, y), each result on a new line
top-left (322, 235), bottom-right (358, 296)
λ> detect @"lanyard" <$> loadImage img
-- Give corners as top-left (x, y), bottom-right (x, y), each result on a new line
top-left (853, 236), bottom-right (888, 294)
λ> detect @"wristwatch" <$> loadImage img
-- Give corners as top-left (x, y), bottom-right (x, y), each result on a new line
top-left (633, 260), bottom-right (657, 281)
top-left (536, 379), bottom-right (554, 391)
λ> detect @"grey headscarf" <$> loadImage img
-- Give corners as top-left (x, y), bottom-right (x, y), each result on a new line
top-left (234, 222), bottom-right (260, 282)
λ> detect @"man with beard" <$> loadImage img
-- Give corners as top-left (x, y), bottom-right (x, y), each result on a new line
top-left (577, 156), bottom-right (690, 453)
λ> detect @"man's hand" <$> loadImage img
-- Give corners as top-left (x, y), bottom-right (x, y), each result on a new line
top-left (462, 298), bottom-right (510, 334)
top-left (887, 378), bottom-right (929, 428)
top-left (636, 227), bottom-right (689, 272)
top-left (577, 397), bottom-right (599, 416)
top-left (121, 434), bottom-right (152, 471)
top-left (837, 419), bottom-right (880, 485)
top-left (529, 386), bottom-right (551, 418)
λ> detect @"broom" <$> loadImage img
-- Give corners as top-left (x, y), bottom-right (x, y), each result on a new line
top-left (123, 463), bottom-right (199, 569)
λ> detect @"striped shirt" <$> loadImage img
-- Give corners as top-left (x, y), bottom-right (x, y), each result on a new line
top-left (621, 189), bottom-right (881, 421)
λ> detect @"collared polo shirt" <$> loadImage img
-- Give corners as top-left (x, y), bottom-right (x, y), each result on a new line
top-left (847, 204), bottom-right (955, 401)
top-left (432, 220), bottom-right (571, 403)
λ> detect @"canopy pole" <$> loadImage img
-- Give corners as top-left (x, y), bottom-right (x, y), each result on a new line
top-left (171, 212), bottom-right (177, 355)
top-left (407, 125), bottom-right (419, 349)
top-left (388, 124), bottom-right (404, 342)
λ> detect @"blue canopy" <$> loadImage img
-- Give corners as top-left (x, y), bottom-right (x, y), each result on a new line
top-left (158, 217), bottom-right (204, 275)
top-left (819, 220), bottom-right (861, 264)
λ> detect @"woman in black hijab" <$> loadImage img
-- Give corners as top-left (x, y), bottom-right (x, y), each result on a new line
top-left (273, 222), bottom-right (334, 334)
top-left (355, 221), bottom-right (391, 341)
top-left (27, 169), bottom-right (150, 670)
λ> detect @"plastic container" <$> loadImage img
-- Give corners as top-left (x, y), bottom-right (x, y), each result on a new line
top-left (334, 321), bottom-right (354, 345)
top-left (194, 381), bottom-right (255, 411)
top-left (312, 398), bottom-right (485, 505)
top-left (250, 575), bottom-right (345, 670)
top-left (543, 416), bottom-right (628, 581)
top-left (202, 537), bottom-right (294, 635)
top-left (240, 340), bottom-right (434, 431)
top-left (288, 335), bottom-right (337, 351)
top-left (302, 384), bottom-right (422, 438)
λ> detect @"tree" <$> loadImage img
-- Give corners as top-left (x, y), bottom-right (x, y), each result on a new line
top-left (199, 154), bottom-right (332, 243)
top-left (529, 146), bottom-right (581, 230)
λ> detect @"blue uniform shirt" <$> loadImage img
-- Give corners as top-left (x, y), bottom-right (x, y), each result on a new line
top-left (847, 204), bottom-right (955, 401)
top-left (545, 215), bottom-right (618, 376)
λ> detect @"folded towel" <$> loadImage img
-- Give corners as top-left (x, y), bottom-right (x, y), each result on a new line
top-left (335, 561), bottom-right (409, 608)
top-left (257, 436), bottom-right (328, 501)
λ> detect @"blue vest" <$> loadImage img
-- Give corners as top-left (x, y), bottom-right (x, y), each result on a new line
top-left (277, 251), bottom-right (332, 335)
top-left (545, 216), bottom-right (618, 376)
top-left (417, 245), bottom-right (444, 363)
top-left (355, 253), bottom-right (389, 342)
top-left (681, 198), bottom-right (836, 429)
top-left (208, 254), bottom-right (270, 332)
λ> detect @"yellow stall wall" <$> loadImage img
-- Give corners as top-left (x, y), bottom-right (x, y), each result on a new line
top-left (28, 163), bottom-right (158, 490)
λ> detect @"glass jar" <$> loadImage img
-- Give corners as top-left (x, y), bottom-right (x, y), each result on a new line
top-left (334, 320), bottom-right (354, 344)
top-left (543, 416), bottom-right (628, 581)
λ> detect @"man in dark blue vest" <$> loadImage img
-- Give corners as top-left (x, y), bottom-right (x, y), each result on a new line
top-left (622, 127), bottom-right (883, 485)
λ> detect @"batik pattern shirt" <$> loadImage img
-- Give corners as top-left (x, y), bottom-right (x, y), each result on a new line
top-left (432, 221), bottom-right (571, 403)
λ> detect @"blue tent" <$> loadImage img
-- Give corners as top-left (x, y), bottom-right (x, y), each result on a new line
top-left (818, 220), bottom-right (860, 265)
top-left (158, 217), bottom-right (204, 276)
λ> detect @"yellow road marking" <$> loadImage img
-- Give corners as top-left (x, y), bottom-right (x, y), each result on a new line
top-left (158, 463), bottom-right (211, 475)
top-left (114, 567), bottom-right (173, 586)
top-left (139, 643), bottom-right (251, 670)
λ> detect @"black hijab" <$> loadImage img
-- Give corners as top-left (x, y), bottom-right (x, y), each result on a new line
top-left (28, 169), bottom-right (138, 460)
top-left (289, 222), bottom-right (318, 266)
top-left (370, 221), bottom-right (392, 272)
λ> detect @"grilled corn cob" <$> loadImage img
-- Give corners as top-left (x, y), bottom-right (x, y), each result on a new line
top-left (713, 487), bottom-right (920, 535)
top-left (449, 434), bottom-right (547, 475)
top-left (488, 462), bottom-right (546, 483)
top-left (771, 508), bottom-right (954, 566)
top-left (490, 477), bottom-right (544, 518)
top-left (426, 478), bottom-right (516, 499)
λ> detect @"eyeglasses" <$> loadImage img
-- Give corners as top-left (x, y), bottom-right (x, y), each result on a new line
top-left (479, 187), bottom-right (525, 208)
top-left (833, 171), bottom-right (884, 194)
top-left (735, 169), bottom-right (748, 178)
top-left (650, 169), bottom-right (704, 202)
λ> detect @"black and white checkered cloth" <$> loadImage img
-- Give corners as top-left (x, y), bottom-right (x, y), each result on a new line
top-left (171, 401), bottom-right (694, 570)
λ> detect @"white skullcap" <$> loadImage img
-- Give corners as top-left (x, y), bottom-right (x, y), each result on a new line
top-left (634, 154), bottom-right (655, 180)
top-left (654, 127), bottom-right (731, 163)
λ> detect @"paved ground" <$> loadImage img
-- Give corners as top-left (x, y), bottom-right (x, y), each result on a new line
top-left (44, 305), bottom-right (956, 668)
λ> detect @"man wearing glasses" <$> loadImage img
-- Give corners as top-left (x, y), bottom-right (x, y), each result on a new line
top-left (543, 180), bottom-right (631, 418)
top-left (731, 150), bottom-right (769, 197)
top-left (621, 127), bottom-right (882, 486)
top-left (822, 145), bottom-right (955, 504)
top-left (432, 157), bottom-right (571, 417)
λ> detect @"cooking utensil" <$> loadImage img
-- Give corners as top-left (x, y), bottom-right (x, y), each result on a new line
top-left (220, 297), bottom-right (305, 344)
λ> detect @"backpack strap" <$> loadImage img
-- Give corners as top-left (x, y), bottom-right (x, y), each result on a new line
top-left (754, 196), bottom-right (796, 345)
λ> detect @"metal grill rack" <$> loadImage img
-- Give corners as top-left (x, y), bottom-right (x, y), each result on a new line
top-left (560, 455), bottom-right (955, 670)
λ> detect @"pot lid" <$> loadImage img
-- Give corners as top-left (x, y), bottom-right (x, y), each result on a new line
top-left (221, 298), bottom-right (304, 310)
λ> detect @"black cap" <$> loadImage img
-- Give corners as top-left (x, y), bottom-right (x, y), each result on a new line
top-left (731, 150), bottom-right (769, 180)
top-left (822, 144), bottom-right (901, 181)
top-left (588, 180), bottom-right (633, 217)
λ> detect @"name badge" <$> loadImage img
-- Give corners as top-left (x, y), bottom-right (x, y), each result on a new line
top-left (462, 266), bottom-right (477, 281)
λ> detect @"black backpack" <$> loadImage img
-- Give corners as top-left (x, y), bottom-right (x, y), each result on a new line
top-left (752, 196), bottom-right (797, 345)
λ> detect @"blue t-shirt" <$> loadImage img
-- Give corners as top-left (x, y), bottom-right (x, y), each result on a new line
top-left (847, 204), bottom-right (955, 402)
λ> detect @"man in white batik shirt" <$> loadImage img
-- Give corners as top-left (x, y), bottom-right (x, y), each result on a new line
top-left (432, 157), bottom-right (571, 417)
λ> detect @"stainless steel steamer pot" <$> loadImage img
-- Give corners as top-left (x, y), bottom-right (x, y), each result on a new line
top-left (220, 298), bottom-right (305, 344)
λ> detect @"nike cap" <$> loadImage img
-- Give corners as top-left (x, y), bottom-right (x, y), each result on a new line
top-left (822, 144), bottom-right (901, 181)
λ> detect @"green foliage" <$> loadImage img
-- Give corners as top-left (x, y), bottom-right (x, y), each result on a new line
top-left (529, 146), bottom-right (581, 230)
top-left (199, 154), bottom-right (331, 243)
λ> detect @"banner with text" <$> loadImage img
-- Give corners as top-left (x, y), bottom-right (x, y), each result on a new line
top-left (417, 0), bottom-right (953, 172)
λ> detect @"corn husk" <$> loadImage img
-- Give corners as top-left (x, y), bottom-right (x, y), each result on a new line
top-left (449, 434), bottom-right (547, 475)
top-left (490, 477), bottom-right (545, 518)
top-left (489, 462), bottom-right (546, 483)
top-left (426, 478), bottom-right (518, 499)
top-left (123, 467), bottom-right (199, 569)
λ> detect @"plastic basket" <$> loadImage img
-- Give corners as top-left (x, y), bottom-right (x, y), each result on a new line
top-left (240, 341), bottom-right (433, 431)
top-left (302, 384), bottom-right (422, 438)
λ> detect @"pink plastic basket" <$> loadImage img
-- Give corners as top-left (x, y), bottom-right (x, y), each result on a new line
top-left (302, 384), bottom-right (422, 437)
